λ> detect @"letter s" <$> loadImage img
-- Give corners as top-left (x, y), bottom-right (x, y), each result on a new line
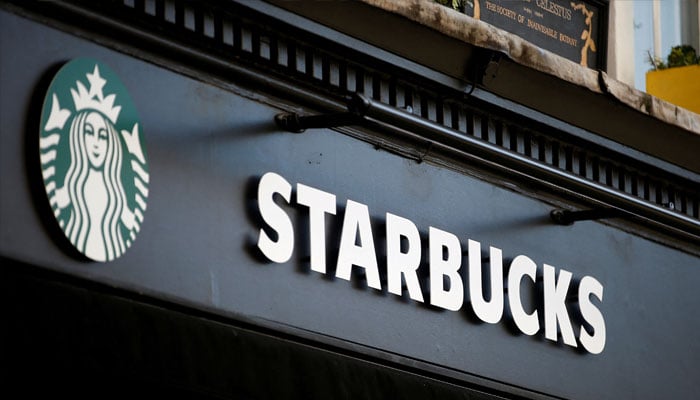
top-left (579, 275), bottom-right (606, 354)
top-left (257, 172), bottom-right (294, 263)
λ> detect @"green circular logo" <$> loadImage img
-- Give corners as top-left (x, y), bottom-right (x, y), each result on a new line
top-left (39, 58), bottom-right (149, 262)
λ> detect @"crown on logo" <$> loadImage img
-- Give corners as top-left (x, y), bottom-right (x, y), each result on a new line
top-left (70, 65), bottom-right (121, 124)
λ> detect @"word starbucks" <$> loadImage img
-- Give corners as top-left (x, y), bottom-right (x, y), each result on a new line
top-left (256, 172), bottom-right (605, 354)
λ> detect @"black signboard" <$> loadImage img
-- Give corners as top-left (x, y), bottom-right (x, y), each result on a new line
top-left (462, 0), bottom-right (607, 69)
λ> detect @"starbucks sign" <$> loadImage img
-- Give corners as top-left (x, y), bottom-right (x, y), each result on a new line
top-left (39, 58), bottom-right (149, 262)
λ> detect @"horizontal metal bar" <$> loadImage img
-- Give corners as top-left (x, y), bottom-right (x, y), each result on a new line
top-left (359, 96), bottom-right (700, 243)
top-left (275, 95), bottom-right (371, 132)
top-left (550, 208), bottom-right (626, 225)
top-left (274, 111), bottom-right (360, 133)
top-left (271, 92), bottom-right (698, 242)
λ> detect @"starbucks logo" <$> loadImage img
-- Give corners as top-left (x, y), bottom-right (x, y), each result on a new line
top-left (39, 58), bottom-right (149, 262)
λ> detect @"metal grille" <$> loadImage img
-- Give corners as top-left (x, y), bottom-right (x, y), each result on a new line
top-left (100, 0), bottom-right (700, 222)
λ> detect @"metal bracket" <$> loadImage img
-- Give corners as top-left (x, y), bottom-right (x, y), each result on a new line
top-left (550, 208), bottom-right (625, 226)
top-left (272, 90), bottom-right (698, 241)
top-left (275, 94), bottom-right (371, 133)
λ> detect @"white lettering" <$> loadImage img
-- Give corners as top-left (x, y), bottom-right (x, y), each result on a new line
top-left (254, 172), bottom-right (607, 354)
top-left (386, 213), bottom-right (424, 302)
top-left (508, 255), bottom-right (540, 336)
top-left (257, 172), bottom-right (294, 263)
top-left (468, 240), bottom-right (504, 324)
top-left (336, 200), bottom-right (381, 290)
top-left (579, 275), bottom-right (606, 354)
top-left (429, 227), bottom-right (463, 311)
top-left (297, 183), bottom-right (336, 274)
top-left (544, 264), bottom-right (577, 347)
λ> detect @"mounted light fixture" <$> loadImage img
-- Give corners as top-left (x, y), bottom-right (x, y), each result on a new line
top-left (273, 93), bottom-right (700, 244)
top-left (550, 208), bottom-right (625, 225)
top-left (275, 94), bottom-right (371, 133)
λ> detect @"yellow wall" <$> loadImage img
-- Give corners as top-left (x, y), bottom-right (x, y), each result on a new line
top-left (646, 65), bottom-right (700, 114)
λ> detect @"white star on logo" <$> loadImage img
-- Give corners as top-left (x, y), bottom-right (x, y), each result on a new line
top-left (86, 65), bottom-right (106, 101)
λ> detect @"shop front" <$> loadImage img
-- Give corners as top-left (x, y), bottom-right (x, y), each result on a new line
top-left (2, 1), bottom-right (699, 399)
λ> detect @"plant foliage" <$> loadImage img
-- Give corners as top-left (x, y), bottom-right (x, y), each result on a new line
top-left (648, 45), bottom-right (700, 70)
top-left (435, 0), bottom-right (465, 12)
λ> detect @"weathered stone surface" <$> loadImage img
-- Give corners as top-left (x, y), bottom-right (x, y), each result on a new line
top-left (361, 0), bottom-right (700, 135)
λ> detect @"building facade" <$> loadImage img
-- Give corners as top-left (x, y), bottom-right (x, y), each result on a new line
top-left (2, 1), bottom-right (699, 398)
